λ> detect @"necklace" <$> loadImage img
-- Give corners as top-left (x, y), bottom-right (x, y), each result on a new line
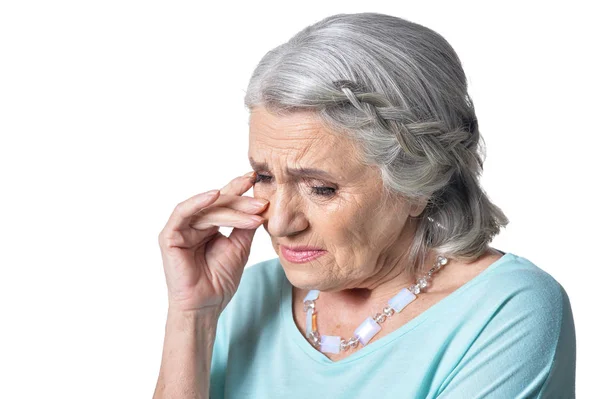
top-left (302, 255), bottom-right (449, 354)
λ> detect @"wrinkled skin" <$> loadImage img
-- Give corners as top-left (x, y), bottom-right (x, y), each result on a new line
top-left (248, 106), bottom-right (429, 307)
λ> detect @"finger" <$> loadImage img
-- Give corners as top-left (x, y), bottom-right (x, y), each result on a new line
top-left (161, 225), bottom-right (219, 249)
top-left (204, 195), bottom-right (268, 215)
top-left (228, 224), bottom-right (259, 259)
top-left (167, 210), bottom-right (263, 248)
top-left (165, 196), bottom-right (267, 248)
top-left (189, 206), bottom-right (264, 230)
top-left (220, 171), bottom-right (257, 197)
top-left (164, 189), bottom-right (221, 233)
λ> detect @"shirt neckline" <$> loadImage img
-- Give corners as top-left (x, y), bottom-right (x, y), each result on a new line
top-left (279, 251), bottom-right (514, 366)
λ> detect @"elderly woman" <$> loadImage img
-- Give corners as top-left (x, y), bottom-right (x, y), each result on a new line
top-left (153, 12), bottom-right (576, 399)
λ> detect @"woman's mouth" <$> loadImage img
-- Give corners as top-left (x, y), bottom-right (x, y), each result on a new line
top-left (280, 246), bottom-right (327, 263)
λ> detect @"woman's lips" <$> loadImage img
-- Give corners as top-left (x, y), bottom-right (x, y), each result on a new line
top-left (280, 246), bottom-right (327, 263)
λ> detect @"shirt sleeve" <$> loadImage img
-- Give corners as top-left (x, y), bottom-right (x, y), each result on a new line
top-left (435, 272), bottom-right (576, 399)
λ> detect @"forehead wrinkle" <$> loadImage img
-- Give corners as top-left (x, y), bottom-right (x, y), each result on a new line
top-left (250, 136), bottom-right (346, 181)
top-left (249, 107), bottom-right (336, 148)
top-left (249, 109), bottom-right (322, 139)
top-left (249, 125), bottom-right (324, 161)
top-left (249, 108), bottom-right (360, 182)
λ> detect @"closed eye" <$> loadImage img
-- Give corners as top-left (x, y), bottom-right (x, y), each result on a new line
top-left (254, 174), bottom-right (337, 197)
top-left (254, 174), bottom-right (271, 184)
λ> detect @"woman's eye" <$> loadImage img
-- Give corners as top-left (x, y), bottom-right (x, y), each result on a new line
top-left (312, 187), bottom-right (336, 197)
top-left (254, 174), bottom-right (336, 197)
top-left (255, 174), bottom-right (272, 183)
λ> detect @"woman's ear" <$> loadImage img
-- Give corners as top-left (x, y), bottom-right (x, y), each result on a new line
top-left (408, 197), bottom-right (429, 218)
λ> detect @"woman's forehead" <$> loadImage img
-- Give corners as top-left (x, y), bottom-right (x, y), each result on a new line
top-left (249, 108), bottom-right (353, 154)
top-left (249, 108), bottom-right (336, 142)
top-left (248, 107), bottom-right (371, 181)
top-left (248, 136), bottom-right (361, 181)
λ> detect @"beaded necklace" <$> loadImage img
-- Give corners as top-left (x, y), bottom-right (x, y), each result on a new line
top-left (302, 255), bottom-right (448, 354)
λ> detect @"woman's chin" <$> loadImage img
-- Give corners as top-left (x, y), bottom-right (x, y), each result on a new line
top-left (279, 263), bottom-right (321, 289)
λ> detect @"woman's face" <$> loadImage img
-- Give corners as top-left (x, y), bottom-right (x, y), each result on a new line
top-left (249, 106), bottom-right (424, 292)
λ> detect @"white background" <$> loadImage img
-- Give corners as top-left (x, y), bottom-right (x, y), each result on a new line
top-left (1, 1), bottom-right (597, 397)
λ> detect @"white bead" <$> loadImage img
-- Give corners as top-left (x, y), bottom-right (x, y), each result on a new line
top-left (320, 335), bottom-right (341, 354)
top-left (304, 290), bottom-right (320, 301)
top-left (305, 308), bottom-right (314, 336)
top-left (354, 317), bottom-right (381, 346)
top-left (388, 287), bottom-right (417, 312)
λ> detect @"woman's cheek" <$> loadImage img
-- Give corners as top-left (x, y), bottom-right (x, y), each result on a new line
top-left (251, 184), bottom-right (269, 199)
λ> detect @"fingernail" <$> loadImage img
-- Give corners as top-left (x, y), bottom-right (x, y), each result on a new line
top-left (244, 171), bottom-right (256, 179)
top-left (251, 199), bottom-right (268, 208)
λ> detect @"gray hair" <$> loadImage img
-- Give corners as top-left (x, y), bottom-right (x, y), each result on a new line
top-left (243, 12), bottom-right (509, 274)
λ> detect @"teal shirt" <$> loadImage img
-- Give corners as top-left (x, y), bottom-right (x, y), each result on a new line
top-left (209, 252), bottom-right (576, 398)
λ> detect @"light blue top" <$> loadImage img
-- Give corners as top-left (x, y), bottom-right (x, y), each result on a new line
top-left (210, 252), bottom-right (576, 398)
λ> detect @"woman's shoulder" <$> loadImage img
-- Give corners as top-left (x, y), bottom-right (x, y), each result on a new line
top-left (483, 252), bottom-right (569, 304)
top-left (442, 250), bottom-right (569, 314)
top-left (467, 251), bottom-right (573, 342)
top-left (436, 252), bottom-right (576, 396)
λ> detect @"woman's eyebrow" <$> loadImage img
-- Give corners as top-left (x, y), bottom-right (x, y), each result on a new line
top-left (248, 157), bottom-right (337, 180)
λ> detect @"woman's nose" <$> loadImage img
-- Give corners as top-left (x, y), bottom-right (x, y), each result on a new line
top-left (260, 186), bottom-right (308, 237)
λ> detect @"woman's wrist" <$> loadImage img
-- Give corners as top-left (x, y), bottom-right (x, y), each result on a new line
top-left (166, 306), bottom-right (221, 332)
top-left (153, 306), bottom-right (220, 399)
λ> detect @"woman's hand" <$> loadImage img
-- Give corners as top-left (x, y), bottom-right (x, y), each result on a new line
top-left (158, 172), bottom-right (268, 314)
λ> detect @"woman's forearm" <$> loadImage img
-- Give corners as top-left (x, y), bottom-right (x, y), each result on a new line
top-left (153, 308), bottom-right (220, 399)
